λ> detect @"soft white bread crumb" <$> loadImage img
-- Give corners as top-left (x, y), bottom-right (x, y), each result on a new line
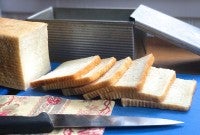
top-left (113, 54), bottom-right (154, 90)
top-left (67, 57), bottom-right (132, 98)
top-left (30, 55), bottom-right (101, 88)
top-left (98, 54), bottom-right (154, 99)
top-left (138, 67), bottom-right (175, 101)
top-left (0, 18), bottom-right (50, 90)
top-left (121, 78), bottom-right (197, 111)
top-left (101, 67), bottom-right (175, 102)
top-left (44, 57), bottom-right (116, 90)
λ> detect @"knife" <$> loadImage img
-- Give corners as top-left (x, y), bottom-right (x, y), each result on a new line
top-left (0, 112), bottom-right (183, 134)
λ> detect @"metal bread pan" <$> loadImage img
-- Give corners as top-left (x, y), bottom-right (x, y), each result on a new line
top-left (28, 7), bottom-right (139, 62)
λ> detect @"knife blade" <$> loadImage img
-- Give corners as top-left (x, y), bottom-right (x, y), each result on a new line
top-left (0, 112), bottom-right (183, 134)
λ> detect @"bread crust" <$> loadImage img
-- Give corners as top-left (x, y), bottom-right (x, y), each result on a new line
top-left (45, 57), bottom-right (116, 90)
top-left (159, 73), bottom-right (176, 102)
top-left (121, 98), bottom-right (189, 111)
top-left (135, 54), bottom-right (154, 90)
top-left (62, 88), bottom-right (76, 96)
top-left (0, 18), bottom-right (47, 37)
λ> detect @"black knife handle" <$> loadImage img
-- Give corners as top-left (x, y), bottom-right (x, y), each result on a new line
top-left (0, 112), bottom-right (54, 134)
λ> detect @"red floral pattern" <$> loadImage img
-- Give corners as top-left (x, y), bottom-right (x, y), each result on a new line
top-left (99, 100), bottom-right (111, 115)
top-left (0, 111), bottom-right (9, 116)
top-left (63, 129), bottom-right (73, 135)
top-left (0, 96), bottom-right (14, 108)
top-left (47, 96), bottom-right (61, 105)
top-left (78, 128), bottom-right (103, 135)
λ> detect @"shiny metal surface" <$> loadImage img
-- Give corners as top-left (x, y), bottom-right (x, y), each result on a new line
top-left (49, 114), bottom-right (183, 128)
top-left (131, 5), bottom-right (200, 55)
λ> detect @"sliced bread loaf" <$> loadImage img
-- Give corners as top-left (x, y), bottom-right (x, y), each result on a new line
top-left (121, 78), bottom-right (197, 111)
top-left (30, 55), bottom-right (101, 88)
top-left (62, 57), bottom-right (132, 97)
top-left (86, 54), bottom-right (154, 100)
top-left (44, 57), bottom-right (116, 90)
top-left (0, 18), bottom-right (50, 90)
top-left (101, 67), bottom-right (175, 102)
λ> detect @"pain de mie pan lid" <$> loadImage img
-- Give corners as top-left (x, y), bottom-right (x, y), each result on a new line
top-left (131, 5), bottom-right (200, 56)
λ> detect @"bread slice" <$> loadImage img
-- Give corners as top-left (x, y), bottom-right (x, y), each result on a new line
top-left (43, 57), bottom-right (116, 90)
top-left (61, 88), bottom-right (78, 96)
top-left (30, 55), bottom-right (101, 88)
top-left (0, 18), bottom-right (50, 90)
top-left (121, 78), bottom-right (197, 111)
top-left (94, 54), bottom-right (154, 100)
top-left (101, 67), bottom-right (176, 102)
top-left (63, 57), bottom-right (132, 97)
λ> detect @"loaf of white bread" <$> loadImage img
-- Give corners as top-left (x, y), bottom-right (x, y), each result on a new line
top-left (30, 53), bottom-right (196, 111)
top-left (0, 18), bottom-right (50, 90)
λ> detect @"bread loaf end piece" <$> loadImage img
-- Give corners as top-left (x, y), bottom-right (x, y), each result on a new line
top-left (0, 18), bottom-right (50, 90)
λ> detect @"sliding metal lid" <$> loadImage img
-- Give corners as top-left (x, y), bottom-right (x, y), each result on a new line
top-left (131, 5), bottom-right (200, 55)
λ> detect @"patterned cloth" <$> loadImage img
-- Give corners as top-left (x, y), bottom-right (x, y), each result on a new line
top-left (0, 95), bottom-right (115, 135)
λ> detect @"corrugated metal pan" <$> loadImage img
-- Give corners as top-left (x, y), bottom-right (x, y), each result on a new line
top-left (28, 7), bottom-right (138, 62)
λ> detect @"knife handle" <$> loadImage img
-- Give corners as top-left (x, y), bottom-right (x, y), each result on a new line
top-left (0, 112), bottom-right (54, 134)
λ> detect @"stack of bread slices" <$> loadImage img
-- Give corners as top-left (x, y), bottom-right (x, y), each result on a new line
top-left (30, 54), bottom-right (197, 111)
